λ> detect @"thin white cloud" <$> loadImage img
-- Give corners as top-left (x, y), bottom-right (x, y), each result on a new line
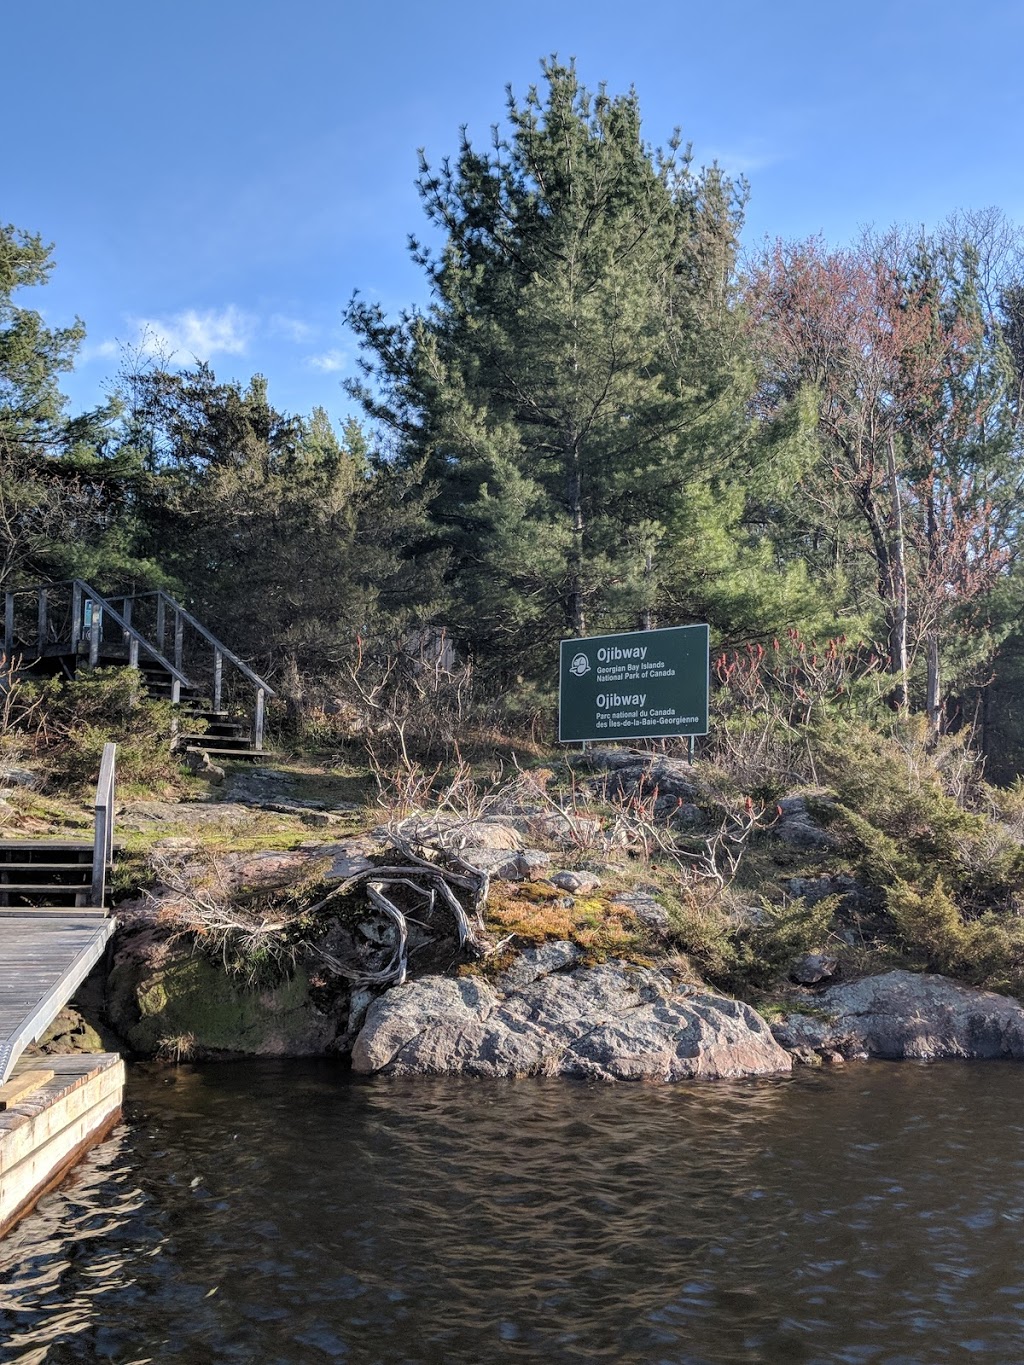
top-left (269, 313), bottom-right (316, 343)
top-left (79, 338), bottom-right (120, 364)
top-left (701, 145), bottom-right (785, 176)
top-left (133, 305), bottom-right (256, 361)
top-left (307, 348), bottom-right (347, 373)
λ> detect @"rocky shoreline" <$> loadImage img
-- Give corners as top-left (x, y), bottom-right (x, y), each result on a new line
top-left (352, 945), bottom-right (792, 1080)
top-left (42, 940), bottom-right (1024, 1083)
top-left (26, 748), bottom-right (1024, 1083)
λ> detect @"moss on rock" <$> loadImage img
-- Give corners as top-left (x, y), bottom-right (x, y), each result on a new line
top-left (108, 943), bottom-right (341, 1058)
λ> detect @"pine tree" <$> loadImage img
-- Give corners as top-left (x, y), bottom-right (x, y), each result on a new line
top-left (0, 223), bottom-right (122, 588)
top-left (347, 60), bottom-right (797, 683)
top-left (0, 223), bottom-right (84, 446)
top-left (109, 361), bottom-right (435, 687)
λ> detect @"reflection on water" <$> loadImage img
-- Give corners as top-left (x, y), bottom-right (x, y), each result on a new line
top-left (2, 1061), bottom-right (1024, 1362)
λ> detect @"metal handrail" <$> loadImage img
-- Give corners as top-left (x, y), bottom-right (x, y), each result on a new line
top-left (91, 741), bottom-right (116, 909)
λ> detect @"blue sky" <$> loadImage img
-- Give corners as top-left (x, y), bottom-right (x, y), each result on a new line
top-left (7, 0), bottom-right (1024, 427)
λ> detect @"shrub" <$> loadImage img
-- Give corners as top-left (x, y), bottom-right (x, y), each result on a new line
top-left (817, 717), bottom-right (1024, 914)
top-left (37, 668), bottom-right (179, 790)
top-left (886, 876), bottom-right (964, 969)
top-left (667, 885), bottom-right (840, 996)
top-left (886, 875), bottom-right (1024, 993)
top-left (725, 894), bottom-right (841, 993)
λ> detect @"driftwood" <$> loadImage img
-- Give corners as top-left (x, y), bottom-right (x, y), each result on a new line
top-left (305, 823), bottom-right (490, 989)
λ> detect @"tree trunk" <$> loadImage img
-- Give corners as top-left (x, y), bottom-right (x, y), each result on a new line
top-left (566, 433), bottom-right (585, 636)
top-left (857, 454), bottom-right (907, 711)
top-left (925, 477), bottom-right (942, 734)
top-left (886, 436), bottom-right (910, 712)
top-left (926, 634), bottom-right (942, 735)
top-left (640, 548), bottom-right (653, 631)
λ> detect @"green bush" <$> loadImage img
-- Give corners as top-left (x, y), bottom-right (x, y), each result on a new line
top-left (726, 894), bottom-right (841, 993)
top-left (817, 718), bottom-right (1024, 914)
top-left (669, 888), bottom-right (840, 995)
top-left (886, 875), bottom-right (1024, 993)
top-left (38, 669), bottom-right (179, 791)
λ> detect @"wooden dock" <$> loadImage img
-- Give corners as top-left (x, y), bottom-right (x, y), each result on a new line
top-left (0, 1052), bottom-right (124, 1236)
top-left (0, 915), bottom-right (116, 1084)
top-left (0, 747), bottom-right (126, 1236)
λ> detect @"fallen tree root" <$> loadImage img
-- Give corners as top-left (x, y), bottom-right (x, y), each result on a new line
top-left (305, 831), bottom-right (490, 989)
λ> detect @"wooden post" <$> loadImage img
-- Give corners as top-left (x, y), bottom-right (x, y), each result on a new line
top-left (121, 596), bottom-right (133, 646)
top-left (128, 636), bottom-right (139, 669)
top-left (174, 610), bottom-right (184, 672)
top-left (37, 589), bottom-right (47, 647)
top-left (4, 594), bottom-right (13, 658)
top-left (213, 649), bottom-right (223, 712)
top-left (70, 583), bottom-right (82, 652)
top-left (171, 677), bottom-right (181, 705)
top-left (91, 742), bottom-right (116, 907)
top-left (255, 687), bottom-right (266, 750)
top-left (106, 748), bottom-right (115, 868)
top-left (92, 805), bottom-right (107, 907)
top-left (88, 600), bottom-right (100, 667)
top-left (155, 594), bottom-right (166, 654)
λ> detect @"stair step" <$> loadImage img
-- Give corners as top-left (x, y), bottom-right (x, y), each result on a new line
top-left (179, 724), bottom-right (249, 737)
top-left (180, 735), bottom-right (252, 748)
top-left (0, 840), bottom-right (94, 851)
top-left (0, 883), bottom-right (96, 894)
top-left (191, 747), bottom-right (271, 761)
top-left (0, 906), bottom-right (107, 918)
top-left (0, 862), bottom-right (93, 872)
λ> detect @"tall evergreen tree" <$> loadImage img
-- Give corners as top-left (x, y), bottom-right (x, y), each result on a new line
top-left (0, 222), bottom-right (119, 589)
top-left (110, 361), bottom-right (434, 687)
top-left (347, 60), bottom-right (809, 683)
top-left (0, 224), bottom-right (84, 447)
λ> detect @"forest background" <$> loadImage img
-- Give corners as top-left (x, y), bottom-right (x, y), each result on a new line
top-left (4, 60), bottom-right (1024, 779)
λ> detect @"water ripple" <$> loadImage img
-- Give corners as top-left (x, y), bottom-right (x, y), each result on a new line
top-left (2, 1062), bottom-right (1024, 1361)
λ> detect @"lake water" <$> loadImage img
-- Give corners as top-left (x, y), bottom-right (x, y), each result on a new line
top-left (3, 1060), bottom-right (1024, 1363)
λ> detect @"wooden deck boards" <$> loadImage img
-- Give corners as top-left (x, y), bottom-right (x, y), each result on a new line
top-left (0, 1052), bottom-right (125, 1235)
top-left (0, 917), bottom-right (115, 1084)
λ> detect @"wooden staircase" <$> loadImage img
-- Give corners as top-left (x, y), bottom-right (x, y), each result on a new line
top-left (0, 742), bottom-right (116, 921)
top-left (3, 581), bottom-right (276, 761)
top-left (0, 842), bottom-right (100, 915)
top-left (0, 745), bottom-right (118, 1084)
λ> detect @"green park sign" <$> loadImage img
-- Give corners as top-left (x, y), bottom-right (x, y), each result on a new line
top-left (559, 624), bottom-right (710, 743)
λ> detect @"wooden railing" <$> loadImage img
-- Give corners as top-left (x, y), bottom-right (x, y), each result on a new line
top-left (1, 581), bottom-right (275, 750)
top-left (2, 580), bottom-right (191, 701)
top-left (91, 742), bottom-right (116, 909)
top-left (116, 590), bottom-right (276, 749)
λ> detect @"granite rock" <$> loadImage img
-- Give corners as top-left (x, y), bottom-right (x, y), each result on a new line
top-left (352, 946), bottom-right (791, 1082)
top-left (772, 970), bottom-right (1024, 1060)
